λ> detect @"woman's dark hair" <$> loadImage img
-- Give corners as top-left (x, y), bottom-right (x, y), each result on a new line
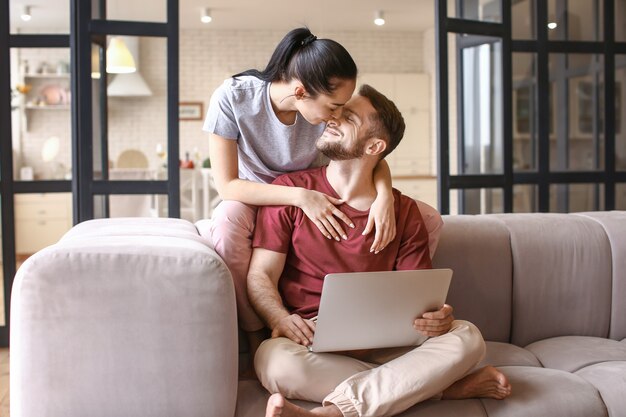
top-left (233, 27), bottom-right (357, 97)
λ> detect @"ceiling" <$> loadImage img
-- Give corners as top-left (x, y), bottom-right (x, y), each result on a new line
top-left (9, 0), bottom-right (435, 33)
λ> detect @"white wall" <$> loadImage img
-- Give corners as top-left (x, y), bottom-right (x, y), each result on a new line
top-left (175, 29), bottom-right (425, 167)
top-left (108, 30), bottom-right (425, 171)
top-left (422, 27), bottom-right (459, 213)
top-left (15, 30), bottom-right (426, 176)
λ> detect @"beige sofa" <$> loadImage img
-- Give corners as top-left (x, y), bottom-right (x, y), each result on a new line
top-left (10, 212), bottom-right (626, 417)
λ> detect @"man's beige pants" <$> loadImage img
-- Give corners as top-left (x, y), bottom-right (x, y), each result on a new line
top-left (254, 320), bottom-right (486, 417)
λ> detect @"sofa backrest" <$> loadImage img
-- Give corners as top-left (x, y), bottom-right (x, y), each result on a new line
top-left (575, 211), bottom-right (626, 341)
top-left (496, 213), bottom-right (613, 347)
top-left (432, 215), bottom-right (513, 343)
top-left (434, 212), bottom-right (623, 347)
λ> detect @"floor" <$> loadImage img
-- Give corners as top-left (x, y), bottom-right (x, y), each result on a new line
top-left (1, 266), bottom-right (5, 327)
top-left (0, 348), bottom-right (8, 417)
top-left (0, 260), bottom-right (22, 417)
top-left (1, 258), bottom-right (27, 327)
top-left (1, 266), bottom-right (7, 417)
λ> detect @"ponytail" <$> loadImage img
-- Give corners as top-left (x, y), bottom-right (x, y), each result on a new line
top-left (233, 27), bottom-right (357, 97)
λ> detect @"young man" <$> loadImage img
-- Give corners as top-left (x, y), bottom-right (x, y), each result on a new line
top-left (248, 85), bottom-right (512, 417)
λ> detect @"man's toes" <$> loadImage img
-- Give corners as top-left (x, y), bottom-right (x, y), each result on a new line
top-left (266, 393), bottom-right (285, 417)
top-left (494, 368), bottom-right (510, 384)
top-left (495, 385), bottom-right (512, 399)
top-left (269, 393), bottom-right (285, 407)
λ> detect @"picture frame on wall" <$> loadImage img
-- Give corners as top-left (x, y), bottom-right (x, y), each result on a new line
top-left (575, 80), bottom-right (621, 136)
top-left (513, 83), bottom-right (556, 138)
top-left (179, 102), bottom-right (204, 121)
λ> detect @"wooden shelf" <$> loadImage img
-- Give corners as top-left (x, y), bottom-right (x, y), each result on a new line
top-left (514, 136), bottom-right (596, 141)
top-left (23, 73), bottom-right (70, 79)
top-left (25, 104), bottom-right (70, 110)
top-left (392, 175), bottom-right (436, 180)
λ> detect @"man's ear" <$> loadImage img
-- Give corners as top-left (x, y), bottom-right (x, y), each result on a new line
top-left (364, 138), bottom-right (387, 157)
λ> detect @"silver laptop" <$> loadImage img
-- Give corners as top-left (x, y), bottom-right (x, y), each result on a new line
top-left (308, 269), bottom-right (453, 353)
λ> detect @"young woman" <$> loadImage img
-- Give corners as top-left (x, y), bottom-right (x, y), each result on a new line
top-left (200, 28), bottom-right (399, 346)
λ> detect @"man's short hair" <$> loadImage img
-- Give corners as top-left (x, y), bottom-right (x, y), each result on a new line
top-left (358, 84), bottom-right (405, 159)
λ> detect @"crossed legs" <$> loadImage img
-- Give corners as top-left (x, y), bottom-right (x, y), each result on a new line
top-left (265, 365), bottom-right (511, 417)
top-left (257, 320), bottom-right (510, 417)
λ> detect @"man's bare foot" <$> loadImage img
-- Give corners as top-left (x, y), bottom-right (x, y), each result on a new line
top-left (442, 366), bottom-right (512, 400)
top-left (265, 393), bottom-right (342, 417)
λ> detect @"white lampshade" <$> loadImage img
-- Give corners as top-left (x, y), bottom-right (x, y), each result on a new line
top-left (106, 37), bottom-right (136, 74)
top-left (106, 36), bottom-right (152, 97)
top-left (107, 72), bottom-right (153, 97)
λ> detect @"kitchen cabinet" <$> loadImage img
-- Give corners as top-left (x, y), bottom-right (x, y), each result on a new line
top-left (152, 168), bottom-right (221, 221)
top-left (357, 73), bottom-right (436, 208)
top-left (357, 73), bottom-right (431, 176)
top-left (392, 177), bottom-right (438, 209)
top-left (15, 193), bottom-right (72, 255)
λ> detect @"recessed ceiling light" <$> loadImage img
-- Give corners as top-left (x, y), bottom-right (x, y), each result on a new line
top-left (201, 8), bottom-right (212, 24)
top-left (21, 5), bottom-right (32, 22)
top-left (374, 10), bottom-right (385, 26)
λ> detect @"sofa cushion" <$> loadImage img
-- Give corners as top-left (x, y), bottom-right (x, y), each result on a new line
top-left (496, 214), bottom-right (612, 347)
top-left (235, 380), bottom-right (488, 417)
top-left (195, 218), bottom-right (214, 248)
top-left (477, 341), bottom-right (542, 368)
top-left (433, 215), bottom-right (512, 343)
top-left (238, 366), bottom-right (607, 417)
top-left (396, 399), bottom-right (487, 417)
top-left (480, 366), bottom-right (608, 417)
top-left (576, 211), bottom-right (626, 341)
top-left (575, 361), bottom-right (626, 417)
top-left (62, 217), bottom-right (207, 244)
top-left (236, 380), bottom-right (271, 417)
top-left (525, 336), bottom-right (626, 372)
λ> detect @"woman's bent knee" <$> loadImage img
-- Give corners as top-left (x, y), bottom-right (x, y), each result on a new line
top-left (212, 201), bottom-right (257, 231)
top-left (209, 201), bottom-right (258, 253)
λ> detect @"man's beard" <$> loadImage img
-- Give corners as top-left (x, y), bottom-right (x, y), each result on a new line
top-left (316, 136), bottom-right (365, 161)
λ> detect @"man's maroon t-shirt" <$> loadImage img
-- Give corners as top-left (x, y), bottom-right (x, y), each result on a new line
top-left (252, 166), bottom-right (432, 319)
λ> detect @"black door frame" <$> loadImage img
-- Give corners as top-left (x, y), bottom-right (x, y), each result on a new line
top-left (436, 0), bottom-right (626, 214)
top-left (0, 7), bottom-right (72, 346)
top-left (72, 0), bottom-right (180, 222)
top-left (0, 0), bottom-right (180, 347)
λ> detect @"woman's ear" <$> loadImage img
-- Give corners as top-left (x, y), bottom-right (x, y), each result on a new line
top-left (365, 138), bottom-right (387, 157)
top-left (294, 84), bottom-right (307, 100)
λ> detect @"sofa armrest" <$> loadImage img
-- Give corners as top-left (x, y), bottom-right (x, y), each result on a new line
top-left (11, 218), bottom-right (238, 417)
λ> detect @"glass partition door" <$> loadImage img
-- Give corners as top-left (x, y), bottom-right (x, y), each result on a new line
top-left (437, 0), bottom-right (625, 214)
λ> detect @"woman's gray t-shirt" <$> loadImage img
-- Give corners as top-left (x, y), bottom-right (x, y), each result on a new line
top-left (203, 76), bottom-right (327, 184)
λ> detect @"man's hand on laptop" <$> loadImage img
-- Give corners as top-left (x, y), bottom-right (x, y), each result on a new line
top-left (272, 314), bottom-right (316, 346)
top-left (413, 304), bottom-right (454, 337)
